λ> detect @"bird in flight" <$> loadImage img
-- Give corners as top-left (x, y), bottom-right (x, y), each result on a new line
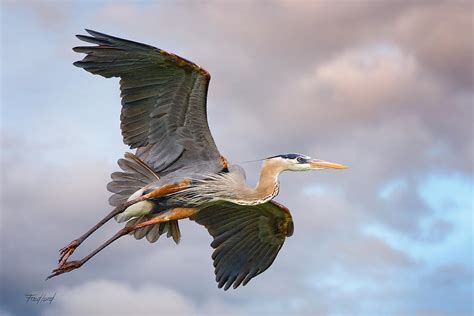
top-left (48, 30), bottom-right (348, 290)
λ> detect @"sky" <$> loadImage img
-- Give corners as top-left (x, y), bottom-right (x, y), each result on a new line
top-left (1, 1), bottom-right (473, 315)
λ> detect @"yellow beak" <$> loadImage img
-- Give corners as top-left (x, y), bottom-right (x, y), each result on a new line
top-left (309, 159), bottom-right (349, 170)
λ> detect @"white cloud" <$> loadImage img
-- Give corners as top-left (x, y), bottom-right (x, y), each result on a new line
top-left (1, 1), bottom-right (472, 316)
top-left (42, 279), bottom-right (197, 316)
top-left (0, 309), bottom-right (13, 316)
top-left (41, 279), bottom-right (249, 316)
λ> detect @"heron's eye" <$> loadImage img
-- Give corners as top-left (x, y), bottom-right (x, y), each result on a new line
top-left (296, 157), bottom-right (305, 163)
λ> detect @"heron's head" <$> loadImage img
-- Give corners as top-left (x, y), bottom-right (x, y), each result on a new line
top-left (265, 153), bottom-right (348, 171)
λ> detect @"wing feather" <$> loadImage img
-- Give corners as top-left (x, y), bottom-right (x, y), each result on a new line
top-left (190, 201), bottom-right (293, 290)
top-left (73, 29), bottom-right (223, 174)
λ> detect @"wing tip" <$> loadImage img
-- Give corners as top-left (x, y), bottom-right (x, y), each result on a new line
top-left (84, 28), bottom-right (106, 38)
top-left (74, 29), bottom-right (211, 81)
top-left (75, 34), bottom-right (97, 42)
top-left (199, 68), bottom-right (211, 80)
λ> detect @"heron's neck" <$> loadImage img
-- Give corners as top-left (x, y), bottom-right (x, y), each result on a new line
top-left (251, 160), bottom-right (285, 203)
top-left (225, 160), bottom-right (285, 206)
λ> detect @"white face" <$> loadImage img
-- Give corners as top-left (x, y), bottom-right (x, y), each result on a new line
top-left (285, 155), bottom-right (314, 171)
top-left (270, 154), bottom-right (313, 171)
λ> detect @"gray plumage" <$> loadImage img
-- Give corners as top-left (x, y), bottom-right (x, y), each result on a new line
top-left (190, 201), bottom-right (293, 290)
top-left (71, 30), bottom-right (296, 289)
top-left (74, 29), bottom-right (225, 245)
top-left (73, 29), bottom-right (223, 176)
top-left (107, 152), bottom-right (181, 243)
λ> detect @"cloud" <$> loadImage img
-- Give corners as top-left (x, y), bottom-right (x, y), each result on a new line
top-left (3, 1), bottom-right (70, 29)
top-left (1, 1), bottom-right (473, 315)
top-left (425, 263), bottom-right (472, 289)
top-left (277, 44), bottom-right (437, 131)
top-left (42, 279), bottom-right (197, 316)
top-left (0, 309), bottom-right (13, 316)
top-left (393, 1), bottom-right (474, 89)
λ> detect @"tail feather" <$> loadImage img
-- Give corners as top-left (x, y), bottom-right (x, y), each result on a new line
top-left (108, 152), bottom-right (181, 244)
top-left (108, 152), bottom-right (160, 207)
top-left (146, 223), bottom-right (161, 243)
top-left (168, 220), bottom-right (181, 244)
top-left (125, 215), bottom-right (181, 244)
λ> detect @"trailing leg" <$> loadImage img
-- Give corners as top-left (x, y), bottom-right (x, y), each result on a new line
top-left (56, 179), bottom-right (192, 266)
top-left (48, 207), bottom-right (198, 280)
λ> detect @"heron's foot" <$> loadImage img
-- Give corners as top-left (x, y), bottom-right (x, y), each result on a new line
top-left (47, 260), bottom-right (83, 280)
top-left (58, 239), bottom-right (80, 266)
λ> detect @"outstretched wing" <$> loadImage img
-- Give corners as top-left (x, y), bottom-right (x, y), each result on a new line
top-left (73, 29), bottom-right (223, 174)
top-left (190, 200), bottom-right (294, 290)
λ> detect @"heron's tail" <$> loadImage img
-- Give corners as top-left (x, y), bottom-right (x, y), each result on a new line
top-left (107, 152), bottom-right (181, 244)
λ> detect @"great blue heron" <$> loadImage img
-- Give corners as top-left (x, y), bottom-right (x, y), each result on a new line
top-left (48, 30), bottom-right (348, 290)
